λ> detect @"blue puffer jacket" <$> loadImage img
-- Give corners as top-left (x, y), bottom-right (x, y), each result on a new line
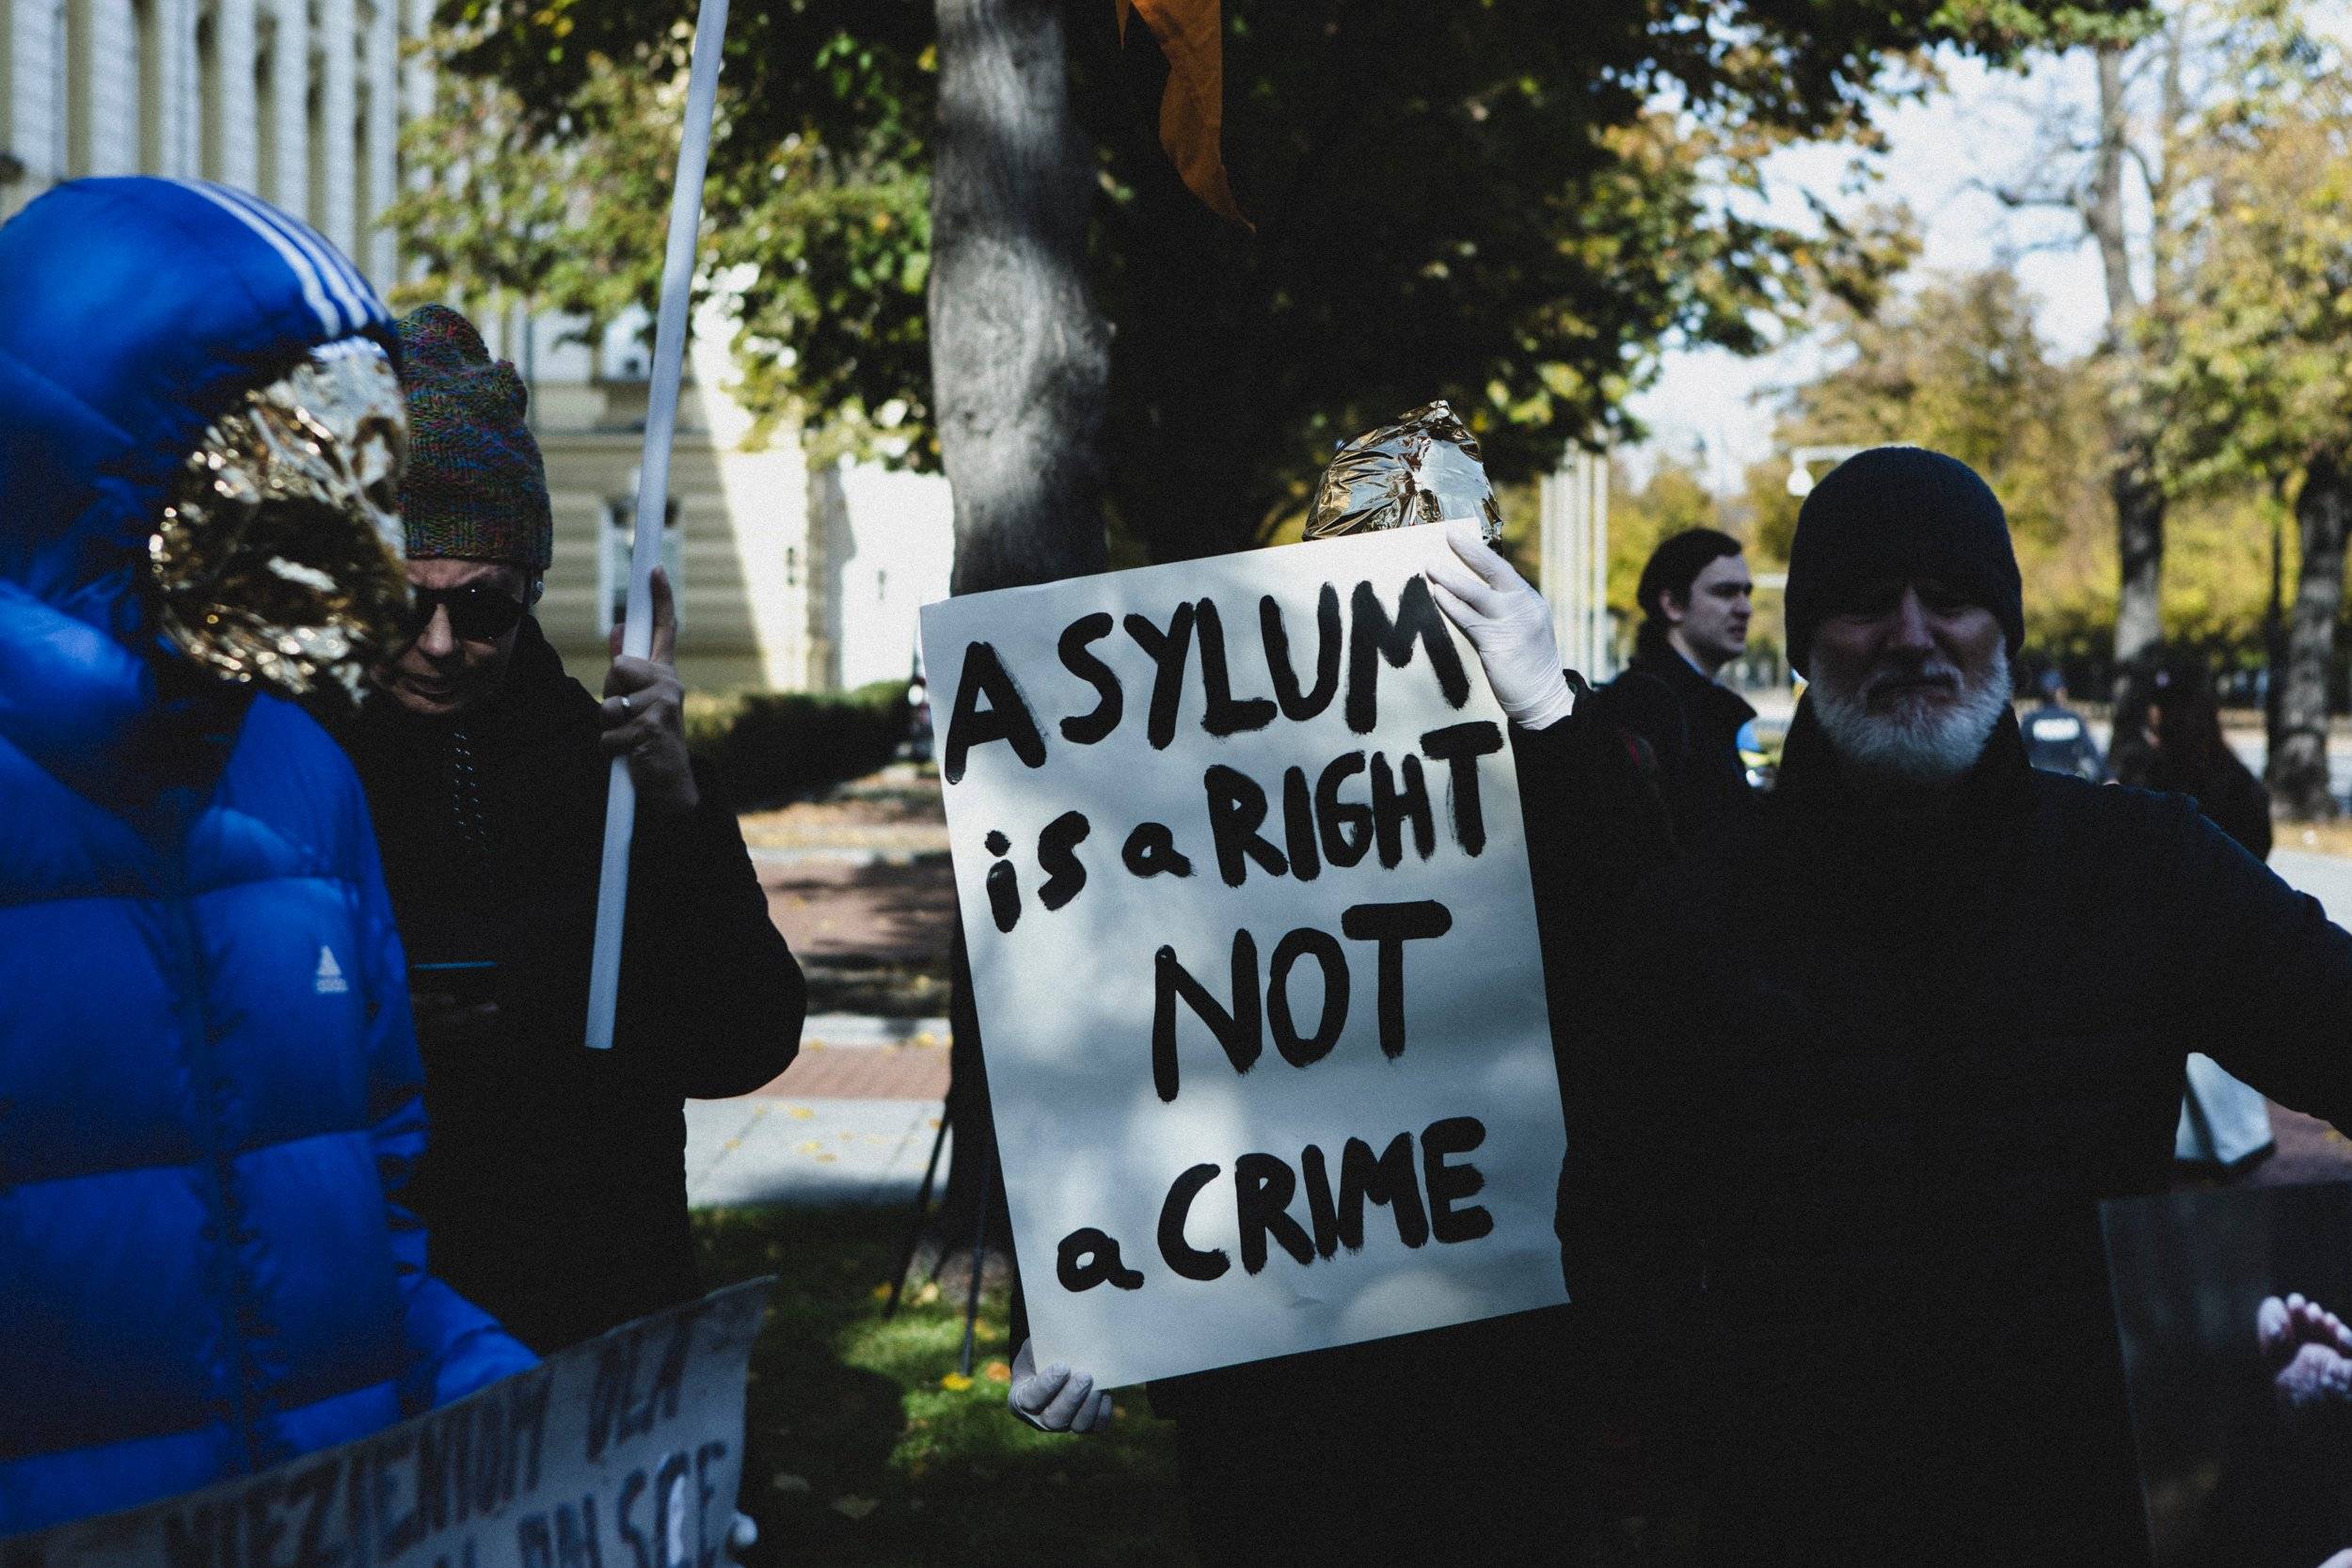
top-left (0, 179), bottom-right (535, 1535)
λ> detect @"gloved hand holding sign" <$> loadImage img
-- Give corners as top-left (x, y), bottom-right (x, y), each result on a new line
top-left (1008, 1338), bottom-right (1114, 1433)
top-left (1423, 518), bottom-right (1578, 731)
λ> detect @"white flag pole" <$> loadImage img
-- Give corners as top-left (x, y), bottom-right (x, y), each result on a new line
top-left (585, 0), bottom-right (731, 1051)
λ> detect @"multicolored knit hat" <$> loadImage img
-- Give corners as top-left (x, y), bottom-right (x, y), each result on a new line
top-left (394, 304), bottom-right (553, 573)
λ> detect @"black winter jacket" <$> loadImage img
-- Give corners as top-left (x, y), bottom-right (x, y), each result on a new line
top-left (1588, 644), bottom-right (1757, 847)
top-left (1559, 699), bottom-right (2352, 1563)
top-left (1142, 704), bottom-right (1677, 1563)
top-left (341, 620), bottom-right (805, 1353)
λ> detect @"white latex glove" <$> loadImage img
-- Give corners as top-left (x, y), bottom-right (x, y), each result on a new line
top-left (1008, 1338), bottom-right (1114, 1433)
top-left (1424, 517), bottom-right (1577, 730)
top-left (725, 1513), bottom-right (757, 1560)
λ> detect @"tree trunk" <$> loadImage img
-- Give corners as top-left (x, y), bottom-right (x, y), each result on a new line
top-left (928, 0), bottom-right (1111, 1256)
top-left (931, 0), bottom-right (1110, 596)
top-left (2090, 41), bottom-right (2168, 678)
top-left (2270, 451), bottom-right (2349, 821)
top-left (2110, 432), bottom-right (2166, 670)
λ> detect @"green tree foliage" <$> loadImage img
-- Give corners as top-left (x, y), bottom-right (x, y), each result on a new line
top-left (1609, 451), bottom-right (1723, 618)
top-left (2151, 0), bottom-right (2352, 815)
top-left (1743, 268), bottom-right (2278, 663)
top-left (2153, 5), bottom-right (2352, 497)
top-left (409, 0), bottom-right (2137, 562)
top-left (385, 45), bottom-right (688, 329)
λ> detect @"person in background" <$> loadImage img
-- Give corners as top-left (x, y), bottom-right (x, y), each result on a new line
top-left (2112, 645), bottom-right (2270, 858)
top-left (2022, 666), bottom-right (2107, 782)
top-left (1590, 528), bottom-right (1758, 844)
top-left (0, 178), bottom-right (532, 1533)
top-left (2112, 644), bottom-right (2277, 1169)
top-left (338, 304), bottom-right (806, 1354)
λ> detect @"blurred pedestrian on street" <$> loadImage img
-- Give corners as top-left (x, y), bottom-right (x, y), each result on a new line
top-left (0, 179), bottom-right (532, 1532)
top-left (2021, 665), bottom-right (2106, 782)
top-left (2112, 644), bottom-right (2278, 1170)
top-left (337, 304), bottom-right (806, 1354)
top-left (2112, 645), bottom-right (2271, 858)
top-left (1588, 528), bottom-right (1759, 845)
top-left (1550, 447), bottom-right (2352, 1562)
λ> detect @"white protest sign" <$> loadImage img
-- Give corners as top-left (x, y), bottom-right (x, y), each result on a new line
top-left (3, 1282), bottom-right (770, 1568)
top-left (921, 528), bottom-right (1566, 1390)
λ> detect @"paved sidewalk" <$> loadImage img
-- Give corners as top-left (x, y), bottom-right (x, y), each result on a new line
top-left (688, 781), bottom-right (962, 1212)
top-left (685, 1006), bottom-right (955, 1212)
top-left (2273, 847), bottom-right (2352, 929)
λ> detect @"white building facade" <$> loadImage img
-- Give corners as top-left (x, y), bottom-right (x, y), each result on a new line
top-left (0, 0), bottom-right (952, 695)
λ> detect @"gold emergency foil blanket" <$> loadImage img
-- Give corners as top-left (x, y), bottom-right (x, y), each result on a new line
top-left (150, 340), bottom-right (411, 705)
top-left (1305, 400), bottom-right (1504, 543)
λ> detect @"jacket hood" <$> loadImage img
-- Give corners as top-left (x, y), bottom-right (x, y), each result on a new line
top-left (0, 177), bottom-right (395, 641)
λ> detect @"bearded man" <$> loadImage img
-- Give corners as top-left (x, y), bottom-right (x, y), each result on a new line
top-left (1432, 446), bottom-right (2352, 1564)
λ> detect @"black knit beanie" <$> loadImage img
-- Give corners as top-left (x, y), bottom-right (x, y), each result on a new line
top-left (1783, 446), bottom-right (2023, 676)
top-left (395, 304), bottom-right (553, 573)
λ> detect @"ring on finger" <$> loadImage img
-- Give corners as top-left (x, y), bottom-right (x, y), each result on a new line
top-left (619, 694), bottom-right (633, 713)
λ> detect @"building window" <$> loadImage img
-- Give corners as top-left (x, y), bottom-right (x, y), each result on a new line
top-left (52, 0), bottom-right (73, 179)
top-left (254, 21), bottom-right (277, 198)
top-left (353, 84), bottom-right (370, 248)
top-left (600, 497), bottom-right (683, 636)
top-left (134, 0), bottom-right (162, 171)
top-left (196, 7), bottom-right (222, 179)
top-left (785, 546), bottom-right (798, 588)
top-left (303, 65), bottom-right (323, 225)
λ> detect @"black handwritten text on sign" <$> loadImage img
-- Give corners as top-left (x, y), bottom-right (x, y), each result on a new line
top-left (3, 1283), bottom-right (771, 1568)
top-left (922, 530), bottom-right (1565, 1389)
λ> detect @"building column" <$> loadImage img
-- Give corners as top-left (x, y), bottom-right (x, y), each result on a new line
top-left (5, 5), bottom-right (40, 193)
top-left (162, 0), bottom-right (187, 173)
top-left (363, 0), bottom-right (393, 280)
top-left (318, 0), bottom-right (352, 251)
top-left (216, 0), bottom-right (256, 190)
top-left (397, 0), bottom-right (428, 283)
top-left (267, 0), bottom-right (305, 217)
top-left (86, 0), bottom-right (132, 174)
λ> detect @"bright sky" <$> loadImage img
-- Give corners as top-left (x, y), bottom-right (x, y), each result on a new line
top-left (1625, 47), bottom-right (2118, 494)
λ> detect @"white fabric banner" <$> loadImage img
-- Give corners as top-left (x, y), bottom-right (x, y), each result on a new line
top-left (922, 529), bottom-right (1567, 1389)
top-left (4, 1282), bottom-right (770, 1568)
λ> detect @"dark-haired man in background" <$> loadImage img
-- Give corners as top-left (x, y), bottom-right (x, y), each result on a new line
top-left (341, 304), bottom-right (806, 1354)
top-left (1592, 527), bottom-right (1757, 844)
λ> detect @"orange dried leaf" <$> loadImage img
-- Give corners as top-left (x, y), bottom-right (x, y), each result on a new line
top-left (1126, 0), bottom-right (1249, 229)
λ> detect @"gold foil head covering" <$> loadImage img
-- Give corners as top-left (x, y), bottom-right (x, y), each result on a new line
top-left (1305, 401), bottom-right (1504, 543)
top-left (150, 338), bottom-right (410, 705)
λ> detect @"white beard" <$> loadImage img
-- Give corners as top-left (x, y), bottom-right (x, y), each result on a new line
top-left (1809, 641), bottom-right (2011, 785)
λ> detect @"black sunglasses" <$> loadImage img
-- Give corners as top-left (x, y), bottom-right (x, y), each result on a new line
top-left (402, 584), bottom-right (528, 642)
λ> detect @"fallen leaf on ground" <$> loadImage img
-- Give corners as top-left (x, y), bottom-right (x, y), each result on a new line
top-left (982, 1359), bottom-right (1011, 1383)
top-left (770, 1474), bottom-right (811, 1495)
top-left (939, 1372), bottom-right (974, 1391)
top-left (830, 1496), bottom-right (879, 1520)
